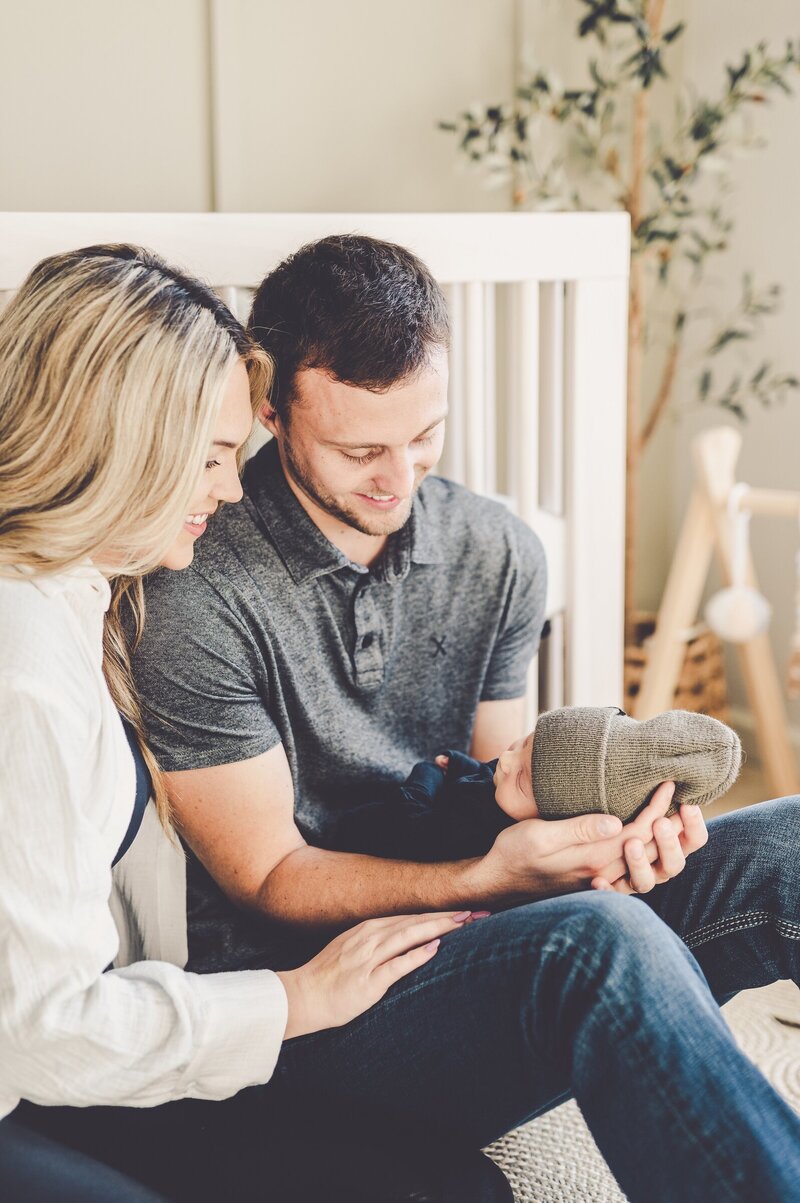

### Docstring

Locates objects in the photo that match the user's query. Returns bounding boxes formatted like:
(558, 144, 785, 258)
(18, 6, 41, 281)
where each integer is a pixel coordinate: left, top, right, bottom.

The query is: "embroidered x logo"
(431, 635, 447, 659)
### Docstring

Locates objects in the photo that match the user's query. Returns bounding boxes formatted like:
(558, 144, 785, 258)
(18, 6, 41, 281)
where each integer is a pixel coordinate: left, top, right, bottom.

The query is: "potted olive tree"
(440, 0, 799, 657)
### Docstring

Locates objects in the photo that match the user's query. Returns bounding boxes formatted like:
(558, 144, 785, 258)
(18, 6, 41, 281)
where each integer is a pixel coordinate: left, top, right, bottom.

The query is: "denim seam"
(684, 910, 800, 951)
(548, 934, 744, 1203)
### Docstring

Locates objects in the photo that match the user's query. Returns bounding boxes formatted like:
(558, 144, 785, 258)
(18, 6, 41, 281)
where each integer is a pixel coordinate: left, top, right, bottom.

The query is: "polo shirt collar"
(408, 493, 442, 566)
(245, 441, 352, 585)
(245, 439, 443, 585)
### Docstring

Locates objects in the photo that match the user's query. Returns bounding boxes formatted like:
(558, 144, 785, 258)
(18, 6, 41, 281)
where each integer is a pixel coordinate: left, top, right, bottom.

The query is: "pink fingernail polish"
(470, 910, 492, 919)
(452, 911, 471, 922)
(425, 938, 441, 952)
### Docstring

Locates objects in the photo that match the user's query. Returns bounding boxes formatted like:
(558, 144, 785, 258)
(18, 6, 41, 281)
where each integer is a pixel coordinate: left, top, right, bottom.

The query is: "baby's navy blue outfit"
(330, 751, 515, 862)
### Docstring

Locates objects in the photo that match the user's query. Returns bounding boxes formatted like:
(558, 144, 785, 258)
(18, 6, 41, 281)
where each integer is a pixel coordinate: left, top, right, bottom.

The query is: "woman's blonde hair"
(0, 244, 272, 827)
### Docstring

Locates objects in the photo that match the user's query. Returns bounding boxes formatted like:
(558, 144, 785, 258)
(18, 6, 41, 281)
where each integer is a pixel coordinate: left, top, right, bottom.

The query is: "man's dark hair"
(248, 234, 450, 418)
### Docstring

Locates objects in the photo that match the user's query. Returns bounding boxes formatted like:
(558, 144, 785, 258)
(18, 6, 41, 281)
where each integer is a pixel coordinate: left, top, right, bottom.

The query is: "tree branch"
(640, 329, 681, 451)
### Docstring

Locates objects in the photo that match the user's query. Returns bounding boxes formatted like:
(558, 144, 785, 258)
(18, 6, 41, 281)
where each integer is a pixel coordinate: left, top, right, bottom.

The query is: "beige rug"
(485, 980, 800, 1203)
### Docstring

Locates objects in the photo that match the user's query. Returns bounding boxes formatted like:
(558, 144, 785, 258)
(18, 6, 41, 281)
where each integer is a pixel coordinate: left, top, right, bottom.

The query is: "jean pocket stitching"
(684, 909, 800, 949)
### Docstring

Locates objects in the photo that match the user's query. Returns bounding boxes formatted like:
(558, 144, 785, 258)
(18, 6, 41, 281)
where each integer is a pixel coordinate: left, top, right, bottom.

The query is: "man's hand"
(470, 781, 708, 906)
(590, 787, 709, 895)
(471, 806, 629, 905)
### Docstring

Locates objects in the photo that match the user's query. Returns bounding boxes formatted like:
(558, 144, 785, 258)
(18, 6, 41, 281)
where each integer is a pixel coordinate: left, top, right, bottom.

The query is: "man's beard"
(281, 430, 416, 537)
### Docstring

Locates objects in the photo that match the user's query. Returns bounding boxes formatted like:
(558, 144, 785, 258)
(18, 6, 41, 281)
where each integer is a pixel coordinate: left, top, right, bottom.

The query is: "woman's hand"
(276, 911, 472, 1039)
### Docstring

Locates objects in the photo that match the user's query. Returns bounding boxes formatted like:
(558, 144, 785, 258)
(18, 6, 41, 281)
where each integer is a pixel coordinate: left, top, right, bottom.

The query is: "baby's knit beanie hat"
(531, 706, 742, 823)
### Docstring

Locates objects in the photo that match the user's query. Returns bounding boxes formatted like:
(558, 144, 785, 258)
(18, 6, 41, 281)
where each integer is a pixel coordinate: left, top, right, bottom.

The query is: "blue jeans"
(0, 1117, 169, 1202)
(12, 1087, 511, 1202)
(274, 797, 800, 1202)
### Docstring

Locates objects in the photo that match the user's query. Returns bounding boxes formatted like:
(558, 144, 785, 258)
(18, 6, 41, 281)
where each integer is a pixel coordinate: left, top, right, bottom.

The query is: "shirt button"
(361, 633, 374, 649)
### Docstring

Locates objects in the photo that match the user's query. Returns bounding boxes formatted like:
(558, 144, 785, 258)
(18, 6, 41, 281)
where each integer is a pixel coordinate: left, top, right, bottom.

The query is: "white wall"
(0, 0, 212, 210)
(211, 0, 515, 211)
(0, 0, 515, 213)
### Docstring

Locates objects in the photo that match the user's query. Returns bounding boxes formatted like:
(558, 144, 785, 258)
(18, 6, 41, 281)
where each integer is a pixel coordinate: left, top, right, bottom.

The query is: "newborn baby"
(329, 706, 742, 863)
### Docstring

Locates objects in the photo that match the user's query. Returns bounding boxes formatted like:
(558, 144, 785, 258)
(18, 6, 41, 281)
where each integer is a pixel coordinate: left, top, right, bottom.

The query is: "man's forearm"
(256, 845, 491, 925)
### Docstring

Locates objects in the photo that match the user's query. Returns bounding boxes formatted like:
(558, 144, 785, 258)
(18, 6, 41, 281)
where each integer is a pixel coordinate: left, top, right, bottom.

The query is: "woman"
(0, 245, 509, 1202)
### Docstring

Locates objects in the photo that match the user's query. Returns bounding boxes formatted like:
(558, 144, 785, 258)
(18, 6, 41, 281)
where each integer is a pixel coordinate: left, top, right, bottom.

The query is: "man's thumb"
(578, 813, 621, 842)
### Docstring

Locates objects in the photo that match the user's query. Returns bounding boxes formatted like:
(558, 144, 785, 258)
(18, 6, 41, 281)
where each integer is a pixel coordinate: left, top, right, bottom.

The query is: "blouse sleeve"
(0, 673, 288, 1110)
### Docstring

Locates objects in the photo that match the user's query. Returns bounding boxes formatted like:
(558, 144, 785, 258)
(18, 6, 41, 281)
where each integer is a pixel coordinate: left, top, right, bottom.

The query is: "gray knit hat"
(531, 706, 742, 823)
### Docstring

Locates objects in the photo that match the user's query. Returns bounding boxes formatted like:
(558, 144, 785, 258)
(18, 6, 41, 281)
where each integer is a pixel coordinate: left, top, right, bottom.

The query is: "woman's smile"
(183, 512, 210, 536)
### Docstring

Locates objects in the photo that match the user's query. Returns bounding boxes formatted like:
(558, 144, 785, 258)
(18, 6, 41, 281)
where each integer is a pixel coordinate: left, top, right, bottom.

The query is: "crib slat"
(508, 282, 539, 528)
(214, 285, 241, 319)
(442, 283, 466, 484)
(563, 277, 628, 705)
(482, 283, 497, 496)
(545, 612, 566, 711)
(538, 282, 565, 516)
(524, 651, 540, 731)
(464, 282, 486, 494)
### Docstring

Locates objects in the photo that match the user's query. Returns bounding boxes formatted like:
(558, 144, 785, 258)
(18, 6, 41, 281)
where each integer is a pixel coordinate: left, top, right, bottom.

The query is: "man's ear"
(259, 404, 281, 438)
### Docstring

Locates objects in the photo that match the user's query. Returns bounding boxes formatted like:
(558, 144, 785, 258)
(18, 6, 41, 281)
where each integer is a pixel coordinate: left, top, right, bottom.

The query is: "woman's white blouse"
(0, 566, 288, 1120)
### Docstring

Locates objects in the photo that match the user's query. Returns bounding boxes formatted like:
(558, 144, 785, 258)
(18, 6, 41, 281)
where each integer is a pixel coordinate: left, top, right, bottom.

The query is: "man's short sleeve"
(480, 519, 547, 702)
(131, 567, 279, 772)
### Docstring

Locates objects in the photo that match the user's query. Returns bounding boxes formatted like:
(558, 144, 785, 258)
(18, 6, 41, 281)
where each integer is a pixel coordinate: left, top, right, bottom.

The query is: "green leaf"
(711, 328, 750, 353)
(645, 228, 679, 243)
(727, 55, 750, 91)
(699, 368, 712, 399)
(589, 60, 607, 88)
(663, 22, 685, 44)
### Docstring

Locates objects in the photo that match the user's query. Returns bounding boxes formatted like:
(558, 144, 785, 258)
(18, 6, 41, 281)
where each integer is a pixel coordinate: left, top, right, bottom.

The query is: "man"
(133, 235, 800, 1202)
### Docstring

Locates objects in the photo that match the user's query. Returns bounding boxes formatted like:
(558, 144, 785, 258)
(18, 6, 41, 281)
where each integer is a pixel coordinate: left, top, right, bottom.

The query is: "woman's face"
(159, 360, 254, 571)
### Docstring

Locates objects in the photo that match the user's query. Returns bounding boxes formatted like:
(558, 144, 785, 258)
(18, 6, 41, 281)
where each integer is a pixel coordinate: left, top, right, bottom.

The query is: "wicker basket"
(623, 611, 729, 722)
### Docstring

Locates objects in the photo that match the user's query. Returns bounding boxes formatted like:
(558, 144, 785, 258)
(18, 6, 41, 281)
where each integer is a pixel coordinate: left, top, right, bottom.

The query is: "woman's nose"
(214, 463, 244, 504)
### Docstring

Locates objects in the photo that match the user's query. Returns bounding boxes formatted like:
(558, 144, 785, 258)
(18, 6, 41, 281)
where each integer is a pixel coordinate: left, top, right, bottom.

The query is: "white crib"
(0, 210, 630, 715)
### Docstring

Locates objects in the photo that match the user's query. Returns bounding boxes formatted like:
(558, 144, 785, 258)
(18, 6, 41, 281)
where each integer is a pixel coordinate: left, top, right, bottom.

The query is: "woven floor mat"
(484, 980, 800, 1203)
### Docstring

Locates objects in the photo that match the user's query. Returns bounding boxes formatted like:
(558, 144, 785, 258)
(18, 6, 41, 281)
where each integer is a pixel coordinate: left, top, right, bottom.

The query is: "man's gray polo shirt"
(133, 438, 546, 970)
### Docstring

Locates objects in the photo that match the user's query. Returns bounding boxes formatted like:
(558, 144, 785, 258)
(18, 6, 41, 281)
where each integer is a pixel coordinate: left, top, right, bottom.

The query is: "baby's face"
(493, 730, 538, 820)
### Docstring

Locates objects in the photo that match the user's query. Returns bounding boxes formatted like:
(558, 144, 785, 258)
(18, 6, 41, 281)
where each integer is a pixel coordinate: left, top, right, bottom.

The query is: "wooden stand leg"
(735, 633, 800, 795)
(637, 425, 800, 796)
(693, 430, 800, 796)
(633, 489, 715, 719)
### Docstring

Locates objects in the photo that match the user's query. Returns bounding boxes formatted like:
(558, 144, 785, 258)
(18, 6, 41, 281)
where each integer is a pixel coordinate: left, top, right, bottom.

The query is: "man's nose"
(373, 450, 416, 498)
